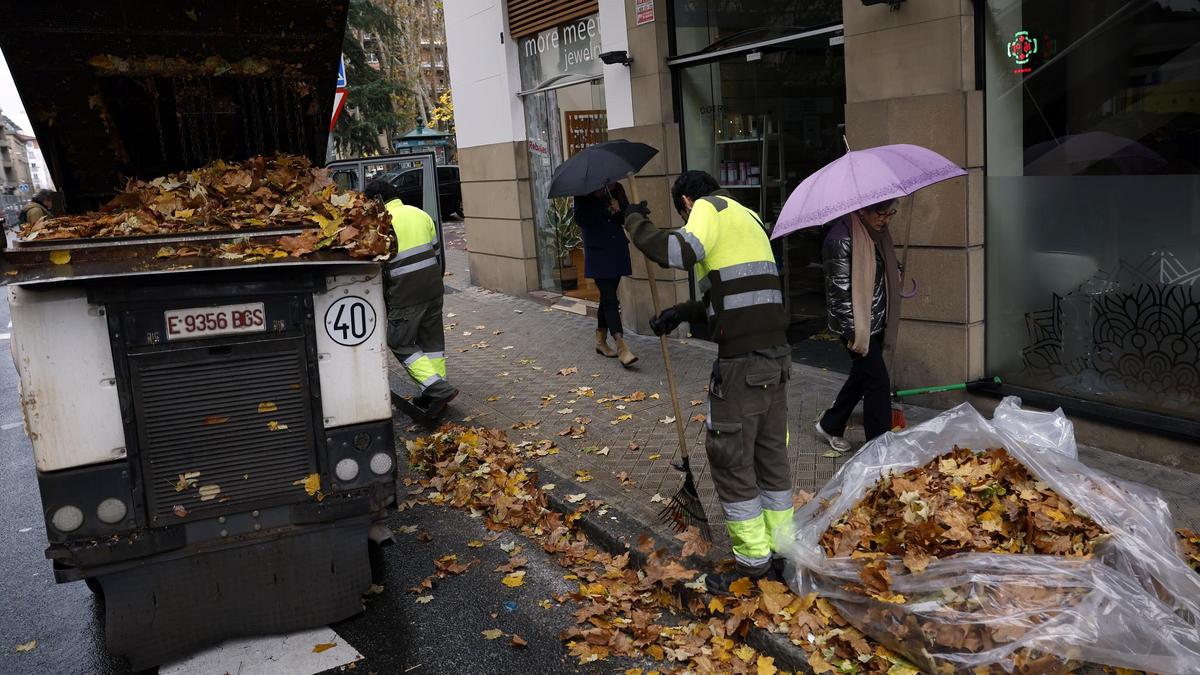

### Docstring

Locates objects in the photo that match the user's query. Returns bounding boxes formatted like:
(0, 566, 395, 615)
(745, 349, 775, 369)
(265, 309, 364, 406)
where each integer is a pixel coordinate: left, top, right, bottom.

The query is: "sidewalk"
(391, 242, 1200, 556)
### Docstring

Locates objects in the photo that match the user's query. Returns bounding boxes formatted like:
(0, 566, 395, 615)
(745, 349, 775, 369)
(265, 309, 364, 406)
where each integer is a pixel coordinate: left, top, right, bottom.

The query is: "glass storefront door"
(983, 0, 1200, 424)
(675, 31, 846, 365)
(522, 80, 608, 297)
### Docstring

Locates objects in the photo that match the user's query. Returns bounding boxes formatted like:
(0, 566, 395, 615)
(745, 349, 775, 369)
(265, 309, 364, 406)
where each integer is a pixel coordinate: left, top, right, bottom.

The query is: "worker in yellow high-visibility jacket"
(366, 179, 458, 416)
(623, 170, 792, 595)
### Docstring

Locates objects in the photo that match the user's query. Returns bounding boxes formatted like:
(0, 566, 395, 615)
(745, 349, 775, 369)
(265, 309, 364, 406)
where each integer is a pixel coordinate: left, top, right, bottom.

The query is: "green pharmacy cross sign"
(1007, 30, 1038, 73)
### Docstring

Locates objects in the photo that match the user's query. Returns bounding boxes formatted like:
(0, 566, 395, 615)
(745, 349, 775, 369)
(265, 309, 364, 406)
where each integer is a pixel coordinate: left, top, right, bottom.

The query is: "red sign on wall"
(635, 0, 654, 25)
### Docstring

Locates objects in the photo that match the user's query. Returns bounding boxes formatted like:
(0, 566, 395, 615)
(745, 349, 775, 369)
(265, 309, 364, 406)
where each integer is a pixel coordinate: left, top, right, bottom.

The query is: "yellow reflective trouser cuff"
(723, 499, 772, 569)
(428, 351, 447, 378)
(762, 507, 795, 553)
(403, 352, 442, 392)
(761, 489, 794, 553)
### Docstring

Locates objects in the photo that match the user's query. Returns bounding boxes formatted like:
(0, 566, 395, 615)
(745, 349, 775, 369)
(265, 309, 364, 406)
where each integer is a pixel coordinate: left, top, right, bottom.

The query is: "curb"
(536, 466, 812, 674)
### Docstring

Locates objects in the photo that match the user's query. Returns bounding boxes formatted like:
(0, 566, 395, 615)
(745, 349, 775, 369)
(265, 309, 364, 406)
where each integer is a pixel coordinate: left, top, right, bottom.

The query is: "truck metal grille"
(130, 339, 317, 523)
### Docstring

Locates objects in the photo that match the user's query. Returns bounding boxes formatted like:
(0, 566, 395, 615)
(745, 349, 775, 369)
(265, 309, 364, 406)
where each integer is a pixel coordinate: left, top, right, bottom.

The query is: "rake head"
(658, 457, 713, 542)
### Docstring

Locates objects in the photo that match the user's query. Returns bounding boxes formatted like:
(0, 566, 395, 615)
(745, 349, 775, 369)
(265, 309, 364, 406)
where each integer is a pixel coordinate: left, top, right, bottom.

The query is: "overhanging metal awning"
(516, 72, 604, 97)
(666, 23, 844, 68)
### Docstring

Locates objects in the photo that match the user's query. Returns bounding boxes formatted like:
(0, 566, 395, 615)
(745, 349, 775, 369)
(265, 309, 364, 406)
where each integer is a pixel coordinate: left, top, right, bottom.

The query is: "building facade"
(25, 139, 53, 191)
(444, 0, 1200, 454)
(1, 113, 34, 195)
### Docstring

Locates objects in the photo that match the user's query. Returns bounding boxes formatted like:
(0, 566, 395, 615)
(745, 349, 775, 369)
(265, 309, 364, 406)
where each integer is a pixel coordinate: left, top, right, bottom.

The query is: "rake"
(626, 173, 713, 543)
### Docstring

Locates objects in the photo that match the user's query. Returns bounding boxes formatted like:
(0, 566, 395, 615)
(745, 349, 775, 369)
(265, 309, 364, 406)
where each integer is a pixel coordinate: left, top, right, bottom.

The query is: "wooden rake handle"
(626, 173, 691, 463)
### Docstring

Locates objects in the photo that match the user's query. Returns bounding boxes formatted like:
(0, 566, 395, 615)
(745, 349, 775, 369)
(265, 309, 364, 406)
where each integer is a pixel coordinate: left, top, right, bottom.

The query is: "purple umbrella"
(771, 144, 966, 239)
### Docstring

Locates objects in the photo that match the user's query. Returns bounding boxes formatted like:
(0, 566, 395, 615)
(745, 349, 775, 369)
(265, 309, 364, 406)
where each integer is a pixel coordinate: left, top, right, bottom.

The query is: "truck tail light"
(52, 505, 85, 533)
(96, 498, 128, 525)
(369, 452, 394, 476)
(335, 458, 360, 482)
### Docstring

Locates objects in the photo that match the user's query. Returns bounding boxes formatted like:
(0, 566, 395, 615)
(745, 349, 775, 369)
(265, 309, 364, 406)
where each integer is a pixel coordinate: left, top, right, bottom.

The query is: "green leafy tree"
(334, 0, 411, 156)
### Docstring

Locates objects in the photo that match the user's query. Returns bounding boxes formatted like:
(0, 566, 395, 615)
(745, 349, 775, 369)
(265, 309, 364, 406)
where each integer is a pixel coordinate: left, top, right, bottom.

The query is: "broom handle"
(627, 174, 690, 463)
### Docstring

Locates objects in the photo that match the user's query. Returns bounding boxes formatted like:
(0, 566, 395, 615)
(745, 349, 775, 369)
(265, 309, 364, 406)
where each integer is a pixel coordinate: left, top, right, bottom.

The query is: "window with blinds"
(507, 0, 599, 39)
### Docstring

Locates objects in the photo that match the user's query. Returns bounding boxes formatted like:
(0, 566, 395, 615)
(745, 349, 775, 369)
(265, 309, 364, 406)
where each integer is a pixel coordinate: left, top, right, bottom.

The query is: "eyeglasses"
(872, 209, 898, 218)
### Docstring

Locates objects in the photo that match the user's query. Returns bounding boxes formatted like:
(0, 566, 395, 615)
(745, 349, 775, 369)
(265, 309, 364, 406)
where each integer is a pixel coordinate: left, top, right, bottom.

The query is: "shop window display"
(983, 0, 1200, 423)
(517, 13, 608, 300)
(675, 31, 846, 362)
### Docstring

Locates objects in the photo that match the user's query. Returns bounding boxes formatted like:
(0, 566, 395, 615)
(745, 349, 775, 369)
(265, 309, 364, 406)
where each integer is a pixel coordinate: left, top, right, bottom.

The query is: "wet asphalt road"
(0, 293, 129, 675)
(0, 289, 649, 674)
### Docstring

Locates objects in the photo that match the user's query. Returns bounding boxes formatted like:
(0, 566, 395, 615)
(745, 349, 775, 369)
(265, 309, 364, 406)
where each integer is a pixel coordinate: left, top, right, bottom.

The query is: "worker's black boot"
(423, 382, 460, 418)
(705, 563, 770, 597)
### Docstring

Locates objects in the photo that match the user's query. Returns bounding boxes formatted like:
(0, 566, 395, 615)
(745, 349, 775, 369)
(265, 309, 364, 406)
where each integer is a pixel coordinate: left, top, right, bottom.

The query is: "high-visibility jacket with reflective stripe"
(625, 191, 786, 357)
(383, 199, 442, 308)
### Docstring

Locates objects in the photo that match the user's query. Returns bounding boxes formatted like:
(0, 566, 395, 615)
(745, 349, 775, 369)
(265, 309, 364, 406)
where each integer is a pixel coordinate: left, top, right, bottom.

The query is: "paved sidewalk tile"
(392, 247, 1200, 557)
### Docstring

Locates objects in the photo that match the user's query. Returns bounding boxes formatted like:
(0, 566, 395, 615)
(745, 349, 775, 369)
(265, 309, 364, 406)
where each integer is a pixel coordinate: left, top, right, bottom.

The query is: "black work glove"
(649, 306, 683, 336)
(622, 201, 650, 221)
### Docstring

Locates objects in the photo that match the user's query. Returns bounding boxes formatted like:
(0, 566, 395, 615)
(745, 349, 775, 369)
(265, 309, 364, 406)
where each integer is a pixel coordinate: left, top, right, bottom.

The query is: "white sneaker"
(814, 420, 852, 453)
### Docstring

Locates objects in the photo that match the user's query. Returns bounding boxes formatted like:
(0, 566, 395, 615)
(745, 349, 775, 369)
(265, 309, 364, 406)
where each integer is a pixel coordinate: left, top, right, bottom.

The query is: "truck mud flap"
(98, 521, 371, 670)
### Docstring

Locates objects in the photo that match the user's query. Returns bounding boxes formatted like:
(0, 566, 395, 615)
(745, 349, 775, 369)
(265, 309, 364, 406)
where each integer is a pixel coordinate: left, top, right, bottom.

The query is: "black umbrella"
(547, 140, 659, 198)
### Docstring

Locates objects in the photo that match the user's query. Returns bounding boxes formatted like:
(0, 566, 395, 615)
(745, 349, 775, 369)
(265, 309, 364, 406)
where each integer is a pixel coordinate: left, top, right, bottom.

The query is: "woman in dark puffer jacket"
(814, 199, 901, 451)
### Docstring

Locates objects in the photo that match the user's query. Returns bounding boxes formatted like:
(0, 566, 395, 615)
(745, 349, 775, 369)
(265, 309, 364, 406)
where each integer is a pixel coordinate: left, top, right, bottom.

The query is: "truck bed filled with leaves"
(783, 398, 1200, 674)
(5, 155, 394, 284)
(20, 154, 391, 257)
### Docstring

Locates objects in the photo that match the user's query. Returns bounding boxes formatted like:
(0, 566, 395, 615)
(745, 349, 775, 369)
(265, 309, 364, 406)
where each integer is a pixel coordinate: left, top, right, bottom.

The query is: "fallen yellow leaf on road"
(648, 453, 662, 460)
(501, 571, 526, 587)
(468, 540, 484, 548)
(557, 367, 578, 376)
(565, 493, 587, 503)
(729, 576, 753, 597)
(204, 415, 230, 425)
(733, 645, 756, 661)
(198, 484, 221, 502)
(757, 654, 778, 675)
(14, 640, 37, 653)
(482, 629, 504, 640)
(415, 595, 434, 604)
(312, 642, 337, 654)
(258, 401, 278, 413)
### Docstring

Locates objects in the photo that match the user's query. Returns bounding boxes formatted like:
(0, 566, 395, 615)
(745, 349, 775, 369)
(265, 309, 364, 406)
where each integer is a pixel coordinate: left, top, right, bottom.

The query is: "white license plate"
(165, 303, 266, 341)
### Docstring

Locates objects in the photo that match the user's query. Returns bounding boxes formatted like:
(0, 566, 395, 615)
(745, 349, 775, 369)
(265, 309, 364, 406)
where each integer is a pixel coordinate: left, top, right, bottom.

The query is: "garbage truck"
(0, 1, 437, 667)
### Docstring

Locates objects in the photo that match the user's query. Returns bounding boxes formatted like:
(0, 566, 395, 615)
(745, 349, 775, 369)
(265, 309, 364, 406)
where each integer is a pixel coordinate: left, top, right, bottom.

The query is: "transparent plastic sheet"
(780, 397, 1200, 673)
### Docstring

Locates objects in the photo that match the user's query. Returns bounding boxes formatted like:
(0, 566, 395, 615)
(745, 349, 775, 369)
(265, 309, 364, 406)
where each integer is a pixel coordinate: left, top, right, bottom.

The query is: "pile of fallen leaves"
(816, 447, 1200, 673)
(823, 446, 1107, 587)
(404, 425, 925, 675)
(1181, 529, 1200, 573)
(19, 154, 393, 260)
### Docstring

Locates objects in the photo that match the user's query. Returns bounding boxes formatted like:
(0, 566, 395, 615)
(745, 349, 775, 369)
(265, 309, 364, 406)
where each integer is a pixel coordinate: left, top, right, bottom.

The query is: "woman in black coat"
(574, 182, 637, 367)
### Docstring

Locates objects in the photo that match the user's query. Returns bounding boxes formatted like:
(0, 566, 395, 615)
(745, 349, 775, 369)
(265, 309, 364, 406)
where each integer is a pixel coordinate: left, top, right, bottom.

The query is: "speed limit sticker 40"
(324, 296, 377, 346)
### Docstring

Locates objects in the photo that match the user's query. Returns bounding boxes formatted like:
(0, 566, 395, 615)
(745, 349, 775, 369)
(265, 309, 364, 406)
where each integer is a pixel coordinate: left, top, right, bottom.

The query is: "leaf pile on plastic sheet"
(822, 446, 1107, 593)
(19, 155, 393, 260)
(1181, 529, 1200, 573)
(783, 398, 1200, 675)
